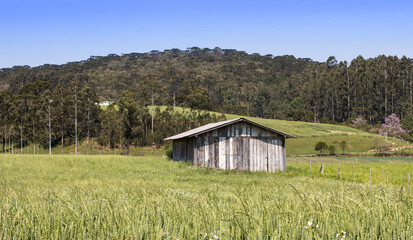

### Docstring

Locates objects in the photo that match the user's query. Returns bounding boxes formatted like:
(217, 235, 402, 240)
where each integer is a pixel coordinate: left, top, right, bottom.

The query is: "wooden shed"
(164, 118, 294, 172)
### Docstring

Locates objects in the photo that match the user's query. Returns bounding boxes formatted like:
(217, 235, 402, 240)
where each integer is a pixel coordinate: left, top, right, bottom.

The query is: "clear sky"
(1, 0, 412, 68)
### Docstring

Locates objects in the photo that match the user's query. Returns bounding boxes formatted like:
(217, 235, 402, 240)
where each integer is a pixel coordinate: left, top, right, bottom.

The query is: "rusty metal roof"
(163, 118, 294, 140)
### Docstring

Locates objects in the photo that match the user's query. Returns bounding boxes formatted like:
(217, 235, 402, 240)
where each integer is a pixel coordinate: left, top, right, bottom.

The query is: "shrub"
(328, 145, 336, 155)
(339, 141, 347, 154)
(315, 141, 328, 155)
(166, 146, 173, 159)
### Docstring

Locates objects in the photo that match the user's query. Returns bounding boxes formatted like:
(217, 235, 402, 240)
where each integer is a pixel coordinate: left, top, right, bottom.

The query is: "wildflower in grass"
(304, 219, 319, 230)
(304, 219, 313, 229)
(336, 230, 346, 239)
(202, 232, 219, 239)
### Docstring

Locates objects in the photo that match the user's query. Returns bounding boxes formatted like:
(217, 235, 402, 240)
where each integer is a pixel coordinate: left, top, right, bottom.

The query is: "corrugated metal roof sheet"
(164, 118, 294, 140)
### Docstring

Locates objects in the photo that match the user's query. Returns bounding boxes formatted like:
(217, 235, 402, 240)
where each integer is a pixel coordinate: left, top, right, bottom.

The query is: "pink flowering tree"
(351, 115, 367, 129)
(379, 113, 408, 138)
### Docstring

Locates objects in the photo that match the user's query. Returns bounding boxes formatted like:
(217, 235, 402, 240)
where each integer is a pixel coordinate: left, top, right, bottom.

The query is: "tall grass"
(0, 155, 412, 239)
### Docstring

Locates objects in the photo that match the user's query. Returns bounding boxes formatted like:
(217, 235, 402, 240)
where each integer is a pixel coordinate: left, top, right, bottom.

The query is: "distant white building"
(99, 101, 113, 106)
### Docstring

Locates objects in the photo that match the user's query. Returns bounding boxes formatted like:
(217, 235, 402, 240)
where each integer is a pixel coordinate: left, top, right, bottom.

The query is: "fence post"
(386, 171, 389, 185)
(353, 164, 355, 181)
(369, 169, 371, 184)
(408, 173, 411, 187)
(309, 159, 312, 171)
(338, 163, 341, 179)
(322, 160, 324, 174)
(296, 159, 299, 168)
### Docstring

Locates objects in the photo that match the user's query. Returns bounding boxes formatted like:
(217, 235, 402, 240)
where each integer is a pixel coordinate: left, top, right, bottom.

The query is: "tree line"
(0, 80, 225, 154)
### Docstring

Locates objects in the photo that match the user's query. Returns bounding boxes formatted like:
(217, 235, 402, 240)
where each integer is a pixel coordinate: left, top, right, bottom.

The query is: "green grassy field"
(285, 135, 403, 156)
(158, 106, 374, 137)
(287, 156, 413, 185)
(1, 154, 412, 239)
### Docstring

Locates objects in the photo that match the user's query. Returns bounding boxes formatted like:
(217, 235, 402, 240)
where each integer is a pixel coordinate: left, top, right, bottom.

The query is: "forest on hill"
(0, 47, 413, 153)
(1, 47, 412, 125)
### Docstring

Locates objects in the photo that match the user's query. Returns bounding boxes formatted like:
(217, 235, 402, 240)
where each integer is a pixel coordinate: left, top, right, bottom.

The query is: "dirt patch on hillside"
(328, 130, 356, 135)
(390, 145, 413, 151)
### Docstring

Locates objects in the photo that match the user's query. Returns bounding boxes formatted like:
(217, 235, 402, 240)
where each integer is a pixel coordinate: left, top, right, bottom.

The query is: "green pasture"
(1, 154, 412, 239)
(287, 156, 413, 186)
(156, 106, 411, 155)
(286, 135, 395, 155)
(156, 106, 375, 137)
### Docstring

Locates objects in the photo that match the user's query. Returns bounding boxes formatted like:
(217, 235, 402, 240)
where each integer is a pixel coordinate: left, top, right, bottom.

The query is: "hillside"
(158, 106, 409, 155)
(1, 48, 413, 125)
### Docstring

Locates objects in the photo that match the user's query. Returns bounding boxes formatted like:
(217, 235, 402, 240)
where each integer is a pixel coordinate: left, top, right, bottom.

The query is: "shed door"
(249, 137, 269, 172)
(266, 138, 282, 172)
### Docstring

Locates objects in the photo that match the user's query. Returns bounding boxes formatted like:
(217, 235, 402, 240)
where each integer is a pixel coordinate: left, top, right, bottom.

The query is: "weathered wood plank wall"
(172, 122, 287, 172)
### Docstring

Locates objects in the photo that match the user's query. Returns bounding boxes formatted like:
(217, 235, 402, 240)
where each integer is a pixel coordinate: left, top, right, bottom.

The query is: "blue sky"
(1, 0, 412, 68)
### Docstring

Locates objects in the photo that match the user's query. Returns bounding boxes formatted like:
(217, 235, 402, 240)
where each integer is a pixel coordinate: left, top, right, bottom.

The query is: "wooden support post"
(296, 159, 298, 168)
(369, 169, 371, 184)
(386, 171, 389, 185)
(321, 160, 324, 174)
(408, 173, 411, 187)
(338, 163, 341, 179)
(309, 159, 311, 171)
(353, 164, 355, 181)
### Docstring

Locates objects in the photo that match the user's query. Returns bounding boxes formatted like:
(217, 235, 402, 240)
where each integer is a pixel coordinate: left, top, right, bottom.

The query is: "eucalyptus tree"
(52, 84, 71, 154)
(0, 91, 13, 153)
(79, 86, 101, 155)
(118, 90, 148, 152)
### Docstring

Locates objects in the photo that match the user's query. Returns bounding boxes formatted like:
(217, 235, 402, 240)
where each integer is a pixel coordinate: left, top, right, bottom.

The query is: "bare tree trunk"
(3, 124, 6, 153)
(384, 70, 388, 116)
(385, 86, 387, 116)
(20, 119, 23, 154)
(409, 68, 413, 113)
(173, 93, 176, 111)
(87, 96, 90, 155)
(314, 106, 317, 123)
(151, 90, 154, 134)
(48, 104, 52, 155)
(126, 138, 130, 154)
(74, 85, 78, 155)
(61, 131, 64, 154)
(347, 67, 350, 119)
(8, 129, 11, 154)
(33, 120, 35, 154)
